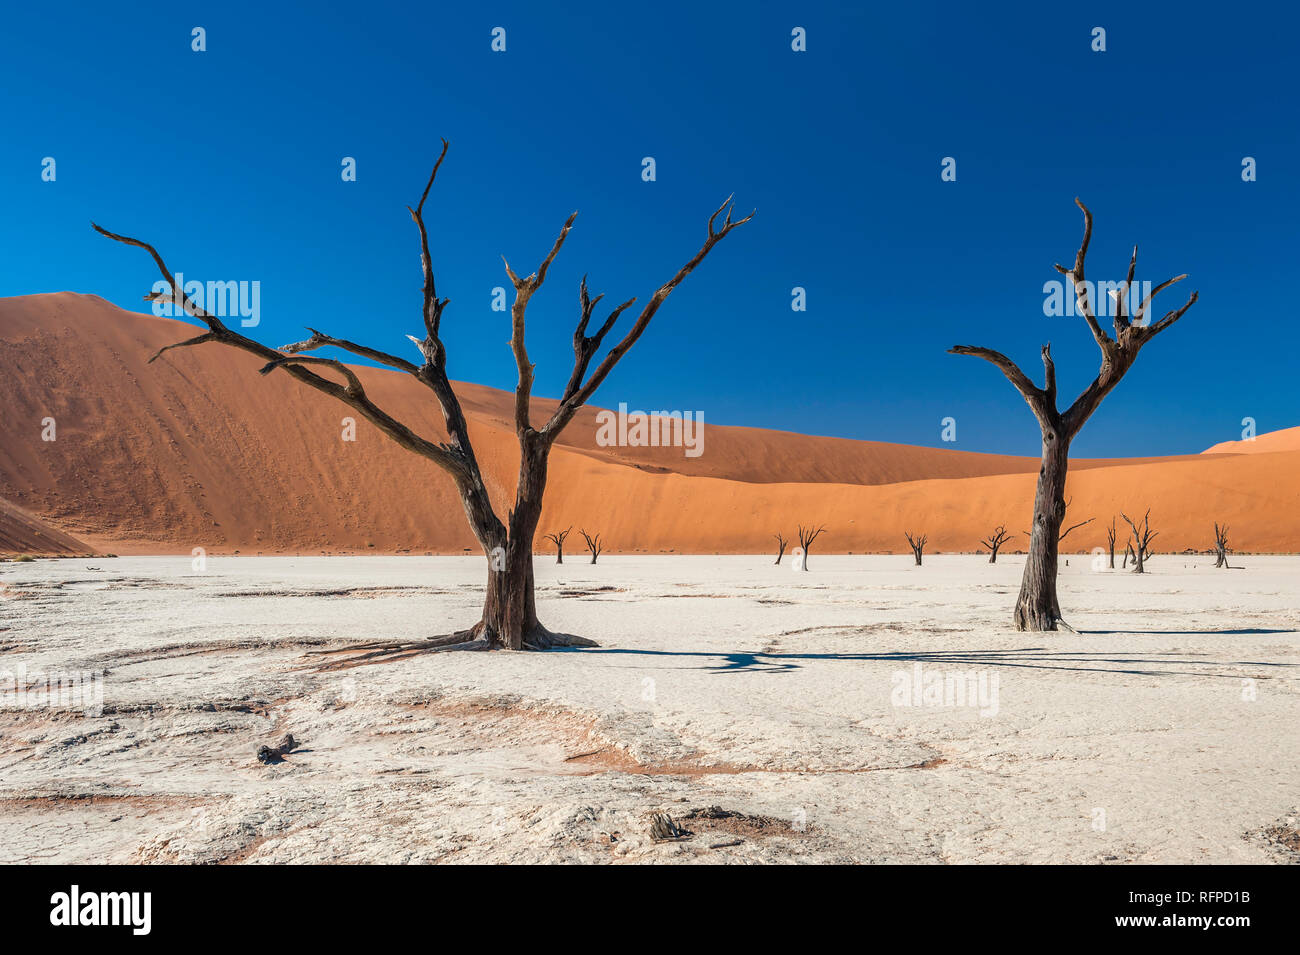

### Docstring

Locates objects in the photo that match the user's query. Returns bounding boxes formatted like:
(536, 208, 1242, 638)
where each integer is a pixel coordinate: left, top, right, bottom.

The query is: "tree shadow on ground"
(575, 643, 1298, 678)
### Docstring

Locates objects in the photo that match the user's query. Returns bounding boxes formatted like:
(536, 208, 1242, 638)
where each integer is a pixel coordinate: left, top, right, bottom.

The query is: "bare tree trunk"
(905, 532, 927, 566)
(1131, 543, 1146, 573)
(1014, 432, 1068, 631)
(1213, 522, 1229, 569)
(1106, 518, 1117, 569)
(774, 533, 787, 565)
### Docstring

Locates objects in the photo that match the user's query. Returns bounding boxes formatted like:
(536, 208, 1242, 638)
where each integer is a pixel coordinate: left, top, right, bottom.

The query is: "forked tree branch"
(947, 345, 1055, 426)
(503, 212, 578, 435)
(539, 196, 754, 442)
(1052, 198, 1113, 357)
(954, 199, 1198, 443)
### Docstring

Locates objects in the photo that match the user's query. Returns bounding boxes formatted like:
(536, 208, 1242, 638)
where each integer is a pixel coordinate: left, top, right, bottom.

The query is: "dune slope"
(2, 293, 1296, 554)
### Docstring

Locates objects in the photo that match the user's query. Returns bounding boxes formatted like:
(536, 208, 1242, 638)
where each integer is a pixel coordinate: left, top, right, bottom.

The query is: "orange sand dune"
(1203, 426, 1300, 455)
(0, 496, 95, 556)
(2, 292, 1297, 555)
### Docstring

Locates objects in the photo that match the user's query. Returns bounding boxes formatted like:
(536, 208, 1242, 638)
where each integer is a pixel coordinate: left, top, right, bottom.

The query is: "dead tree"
(982, 525, 1011, 564)
(94, 142, 750, 651)
(1121, 509, 1158, 574)
(543, 526, 572, 564)
(796, 524, 825, 570)
(905, 532, 927, 566)
(580, 529, 603, 565)
(1213, 522, 1231, 569)
(1105, 518, 1117, 569)
(773, 533, 788, 565)
(950, 199, 1197, 630)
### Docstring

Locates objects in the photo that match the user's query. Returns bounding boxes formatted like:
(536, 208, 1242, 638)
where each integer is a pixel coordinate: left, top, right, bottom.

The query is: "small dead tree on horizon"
(905, 532, 927, 566)
(950, 199, 1197, 630)
(1105, 517, 1117, 569)
(982, 525, 1012, 563)
(773, 533, 788, 565)
(1213, 522, 1232, 569)
(796, 524, 825, 571)
(1121, 509, 1158, 574)
(543, 527, 572, 564)
(93, 140, 751, 651)
(580, 529, 603, 565)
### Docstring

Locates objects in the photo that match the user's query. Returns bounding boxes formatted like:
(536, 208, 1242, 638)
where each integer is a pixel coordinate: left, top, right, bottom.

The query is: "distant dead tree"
(1105, 517, 1117, 569)
(543, 526, 572, 564)
(982, 525, 1012, 564)
(94, 141, 751, 651)
(773, 533, 788, 565)
(1121, 510, 1158, 574)
(905, 532, 927, 566)
(796, 524, 825, 570)
(580, 529, 603, 565)
(1213, 522, 1232, 569)
(950, 199, 1197, 630)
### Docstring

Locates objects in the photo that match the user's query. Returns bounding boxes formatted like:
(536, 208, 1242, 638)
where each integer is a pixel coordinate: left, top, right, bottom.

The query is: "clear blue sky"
(3, 1, 1295, 457)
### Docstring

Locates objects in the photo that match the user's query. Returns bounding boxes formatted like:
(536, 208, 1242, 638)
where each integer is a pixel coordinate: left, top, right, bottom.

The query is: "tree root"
(521, 627, 599, 651)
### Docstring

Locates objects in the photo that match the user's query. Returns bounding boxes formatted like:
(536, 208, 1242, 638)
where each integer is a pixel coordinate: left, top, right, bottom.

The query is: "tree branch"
(281, 327, 420, 374)
(1052, 197, 1113, 356)
(1112, 244, 1138, 335)
(504, 212, 578, 435)
(540, 197, 754, 441)
(1132, 273, 1187, 327)
(948, 345, 1055, 424)
(92, 222, 468, 480)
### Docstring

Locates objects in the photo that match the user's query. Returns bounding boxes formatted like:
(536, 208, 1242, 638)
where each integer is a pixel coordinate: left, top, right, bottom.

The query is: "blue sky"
(3, 1, 1296, 457)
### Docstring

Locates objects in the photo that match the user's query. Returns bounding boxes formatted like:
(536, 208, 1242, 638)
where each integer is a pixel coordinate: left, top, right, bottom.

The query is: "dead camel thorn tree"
(950, 198, 1197, 630)
(94, 139, 752, 652)
(905, 532, 927, 566)
(543, 526, 572, 564)
(773, 532, 788, 565)
(1121, 509, 1158, 574)
(580, 529, 603, 565)
(796, 524, 825, 570)
(1213, 522, 1232, 569)
(1105, 517, 1118, 569)
(982, 525, 1011, 563)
